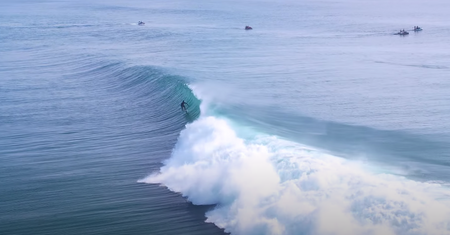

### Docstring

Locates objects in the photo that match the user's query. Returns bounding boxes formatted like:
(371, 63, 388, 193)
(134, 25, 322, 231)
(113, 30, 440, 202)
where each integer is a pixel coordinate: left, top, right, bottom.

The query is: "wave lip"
(140, 109, 450, 235)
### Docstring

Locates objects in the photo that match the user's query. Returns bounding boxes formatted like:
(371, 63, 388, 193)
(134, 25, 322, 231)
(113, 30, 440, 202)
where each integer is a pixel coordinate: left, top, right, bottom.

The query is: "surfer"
(181, 100, 189, 112)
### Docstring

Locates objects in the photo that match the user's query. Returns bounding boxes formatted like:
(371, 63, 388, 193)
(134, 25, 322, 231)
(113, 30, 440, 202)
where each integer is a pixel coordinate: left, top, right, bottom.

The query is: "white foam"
(139, 112, 450, 235)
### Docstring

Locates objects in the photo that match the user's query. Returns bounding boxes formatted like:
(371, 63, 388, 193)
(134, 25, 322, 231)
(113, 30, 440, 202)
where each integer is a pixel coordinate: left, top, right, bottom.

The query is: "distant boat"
(413, 26, 422, 32)
(138, 21, 145, 26)
(395, 30, 409, 35)
(245, 26, 252, 30)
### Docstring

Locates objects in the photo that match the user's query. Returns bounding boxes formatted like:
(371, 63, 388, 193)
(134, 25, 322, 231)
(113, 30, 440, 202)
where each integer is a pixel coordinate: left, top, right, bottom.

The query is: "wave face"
(140, 90, 450, 235)
(0, 54, 212, 235)
(82, 62, 203, 124)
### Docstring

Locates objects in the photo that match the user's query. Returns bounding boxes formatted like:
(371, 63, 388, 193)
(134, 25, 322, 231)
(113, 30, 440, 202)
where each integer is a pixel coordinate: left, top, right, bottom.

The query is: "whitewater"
(140, 87, 450, 235)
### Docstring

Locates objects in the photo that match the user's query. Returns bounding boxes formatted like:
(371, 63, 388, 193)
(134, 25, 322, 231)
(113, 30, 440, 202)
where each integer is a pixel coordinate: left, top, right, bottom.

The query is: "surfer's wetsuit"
(181, 101, 188, 111)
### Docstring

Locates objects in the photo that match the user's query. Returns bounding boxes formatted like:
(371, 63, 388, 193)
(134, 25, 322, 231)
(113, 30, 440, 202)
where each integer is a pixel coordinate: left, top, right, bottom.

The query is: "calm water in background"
(1, 0, 450, 234)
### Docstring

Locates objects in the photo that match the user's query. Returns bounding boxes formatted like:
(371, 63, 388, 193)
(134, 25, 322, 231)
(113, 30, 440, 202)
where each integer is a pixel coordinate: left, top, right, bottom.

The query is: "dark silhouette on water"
(181, 100, 189, 112)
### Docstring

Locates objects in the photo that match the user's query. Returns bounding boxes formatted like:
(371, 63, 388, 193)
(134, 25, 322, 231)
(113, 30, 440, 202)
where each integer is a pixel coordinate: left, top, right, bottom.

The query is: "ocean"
(1, 0, 450, 234)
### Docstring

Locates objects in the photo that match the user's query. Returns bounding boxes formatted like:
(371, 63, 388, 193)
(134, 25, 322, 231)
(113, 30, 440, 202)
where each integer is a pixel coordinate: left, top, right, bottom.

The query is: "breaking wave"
(139, 87, 450, 235)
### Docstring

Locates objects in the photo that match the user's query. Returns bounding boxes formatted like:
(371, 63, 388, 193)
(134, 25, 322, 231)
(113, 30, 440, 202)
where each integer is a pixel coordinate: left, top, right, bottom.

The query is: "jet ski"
(413, 26, 422, 31)
(138, 21, 145, 26)
(245, 26, 252, 30)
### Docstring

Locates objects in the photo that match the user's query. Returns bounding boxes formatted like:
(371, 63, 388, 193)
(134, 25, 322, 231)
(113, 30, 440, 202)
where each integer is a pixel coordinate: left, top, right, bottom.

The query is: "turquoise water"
(1, 0, 450, 234)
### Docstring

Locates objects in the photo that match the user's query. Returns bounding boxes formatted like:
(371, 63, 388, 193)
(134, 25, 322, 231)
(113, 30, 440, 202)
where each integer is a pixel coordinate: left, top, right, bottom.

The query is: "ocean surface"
(1, 0, 450, 234)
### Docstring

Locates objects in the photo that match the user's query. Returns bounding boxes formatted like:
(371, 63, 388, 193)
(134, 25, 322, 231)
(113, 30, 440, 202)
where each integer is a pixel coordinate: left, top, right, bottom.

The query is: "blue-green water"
(1, 0, 450, 234)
